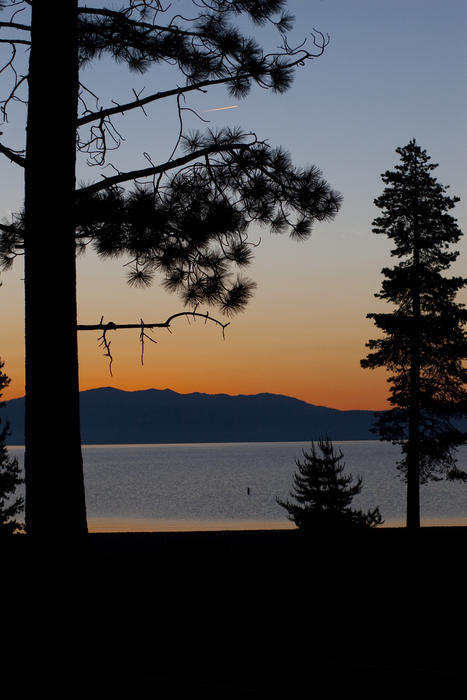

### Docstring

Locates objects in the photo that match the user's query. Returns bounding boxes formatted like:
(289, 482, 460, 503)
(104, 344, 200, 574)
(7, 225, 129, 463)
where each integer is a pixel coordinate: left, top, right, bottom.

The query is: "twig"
(78, 310, 229, 374)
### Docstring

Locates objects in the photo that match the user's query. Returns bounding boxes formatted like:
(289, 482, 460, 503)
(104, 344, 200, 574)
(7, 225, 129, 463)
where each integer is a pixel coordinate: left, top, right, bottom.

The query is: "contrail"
(205, 105, 238, 112)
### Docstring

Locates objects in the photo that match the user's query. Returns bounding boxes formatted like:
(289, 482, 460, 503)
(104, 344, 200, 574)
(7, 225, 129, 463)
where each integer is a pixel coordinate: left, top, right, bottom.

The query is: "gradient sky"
(0, 0, 466, 409)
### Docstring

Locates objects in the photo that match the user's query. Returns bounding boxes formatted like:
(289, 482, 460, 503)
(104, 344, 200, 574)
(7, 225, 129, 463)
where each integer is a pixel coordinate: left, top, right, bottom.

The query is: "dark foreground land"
(4, 527, 467, 695)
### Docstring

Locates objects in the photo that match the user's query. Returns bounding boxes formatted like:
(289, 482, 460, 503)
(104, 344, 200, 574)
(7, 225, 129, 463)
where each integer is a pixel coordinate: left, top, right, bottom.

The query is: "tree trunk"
(24, 2, 87, 537)
(406, 187, 421, 530)
(407, 365, 421, 529)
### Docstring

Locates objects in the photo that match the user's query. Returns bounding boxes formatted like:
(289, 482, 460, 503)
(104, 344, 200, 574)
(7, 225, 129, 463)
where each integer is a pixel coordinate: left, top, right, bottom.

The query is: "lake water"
(8, 441, 467, 531)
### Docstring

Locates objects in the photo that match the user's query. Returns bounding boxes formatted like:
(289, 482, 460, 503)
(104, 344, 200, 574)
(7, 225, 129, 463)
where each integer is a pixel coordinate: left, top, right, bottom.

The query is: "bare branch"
(78, 311, 229, 374)
(139, 318, 158, 365)
(77, 310, 229, 333)
(0, 37, 30, 45)
(96, 315, 114, 376)
(152, 90, 209, 190)
(0, 44, 28, 120)
(0, 21, 30, 31)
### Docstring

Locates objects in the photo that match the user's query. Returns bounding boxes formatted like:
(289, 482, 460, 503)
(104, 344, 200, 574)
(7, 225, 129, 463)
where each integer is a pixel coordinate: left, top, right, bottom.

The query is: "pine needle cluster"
(0, 1, 341, 316)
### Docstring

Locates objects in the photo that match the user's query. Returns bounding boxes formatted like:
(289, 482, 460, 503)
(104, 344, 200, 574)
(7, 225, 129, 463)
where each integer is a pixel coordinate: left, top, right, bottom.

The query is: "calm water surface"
(9, 441, 467, 531)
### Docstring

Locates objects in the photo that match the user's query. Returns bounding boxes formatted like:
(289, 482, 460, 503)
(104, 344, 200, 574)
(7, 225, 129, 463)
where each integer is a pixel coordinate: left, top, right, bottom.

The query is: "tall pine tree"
(361, 140, 467, 529)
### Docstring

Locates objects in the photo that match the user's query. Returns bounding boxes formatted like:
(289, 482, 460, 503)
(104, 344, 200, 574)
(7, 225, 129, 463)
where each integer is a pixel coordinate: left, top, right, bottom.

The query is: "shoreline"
(86, 515, 467, 532)
(7, 523, 467, 553)
(86, 517, 297, 533)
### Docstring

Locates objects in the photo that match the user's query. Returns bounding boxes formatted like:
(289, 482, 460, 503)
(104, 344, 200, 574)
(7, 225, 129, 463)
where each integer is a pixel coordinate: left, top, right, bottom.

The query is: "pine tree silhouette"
(361, 140, 467, 529)
(277, 437, 383, 531)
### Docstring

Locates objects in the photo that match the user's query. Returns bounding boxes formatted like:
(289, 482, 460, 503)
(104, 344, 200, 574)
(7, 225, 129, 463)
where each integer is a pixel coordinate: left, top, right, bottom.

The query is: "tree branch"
(78, 311, 230, 375)
(77, 76, 235, 127)
(0, 21, 31, 32)
(78, 6, 200, 38)
(77, 310, 229, 333)
(0, 140, 25, 166)
(0, 37, 30, 45)
(76, 141, 251, 196)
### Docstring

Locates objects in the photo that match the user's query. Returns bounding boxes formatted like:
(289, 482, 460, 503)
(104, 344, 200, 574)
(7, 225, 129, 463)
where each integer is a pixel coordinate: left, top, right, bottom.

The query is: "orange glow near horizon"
(88, 517, 296, 532)
(2, 348, 394, 410)
(1, 310, 392, 410)
(2, 223, 460, 413)
(0, 243, 395, 410)
(87, 516, 467, 531)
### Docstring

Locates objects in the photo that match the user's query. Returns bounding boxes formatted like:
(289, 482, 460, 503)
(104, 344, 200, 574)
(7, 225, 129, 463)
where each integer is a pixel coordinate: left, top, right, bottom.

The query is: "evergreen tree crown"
(361, 141, 467, 485)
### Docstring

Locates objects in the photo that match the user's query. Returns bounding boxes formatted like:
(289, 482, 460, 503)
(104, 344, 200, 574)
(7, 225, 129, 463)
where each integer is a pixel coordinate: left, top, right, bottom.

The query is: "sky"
(0, 0, 466, 409)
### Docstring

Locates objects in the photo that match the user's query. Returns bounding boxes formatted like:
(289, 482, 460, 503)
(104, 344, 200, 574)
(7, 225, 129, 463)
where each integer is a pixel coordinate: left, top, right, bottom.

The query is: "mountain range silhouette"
(3, 387, 382, 444)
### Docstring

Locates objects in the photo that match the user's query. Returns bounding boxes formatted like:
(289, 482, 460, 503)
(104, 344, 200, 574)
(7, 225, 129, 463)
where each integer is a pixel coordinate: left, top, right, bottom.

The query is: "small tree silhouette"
(277, 437, 383, 531)
(0, 360, 24, 535)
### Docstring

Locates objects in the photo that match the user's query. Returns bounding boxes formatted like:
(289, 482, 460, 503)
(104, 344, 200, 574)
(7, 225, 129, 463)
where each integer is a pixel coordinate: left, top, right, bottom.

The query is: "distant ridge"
(3, 387, 381, 444)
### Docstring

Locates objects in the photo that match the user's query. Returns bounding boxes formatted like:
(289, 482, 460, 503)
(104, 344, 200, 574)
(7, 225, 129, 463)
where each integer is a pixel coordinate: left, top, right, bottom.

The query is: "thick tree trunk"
(24, 2, 87, 537)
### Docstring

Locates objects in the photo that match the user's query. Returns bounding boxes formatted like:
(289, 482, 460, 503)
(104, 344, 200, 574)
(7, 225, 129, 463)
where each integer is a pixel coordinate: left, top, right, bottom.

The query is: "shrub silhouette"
(277, 437, 383, 531)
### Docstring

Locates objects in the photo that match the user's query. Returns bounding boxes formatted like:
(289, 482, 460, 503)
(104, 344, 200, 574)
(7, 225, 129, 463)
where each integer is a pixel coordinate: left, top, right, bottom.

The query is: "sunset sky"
(0, 0, 466, 409)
